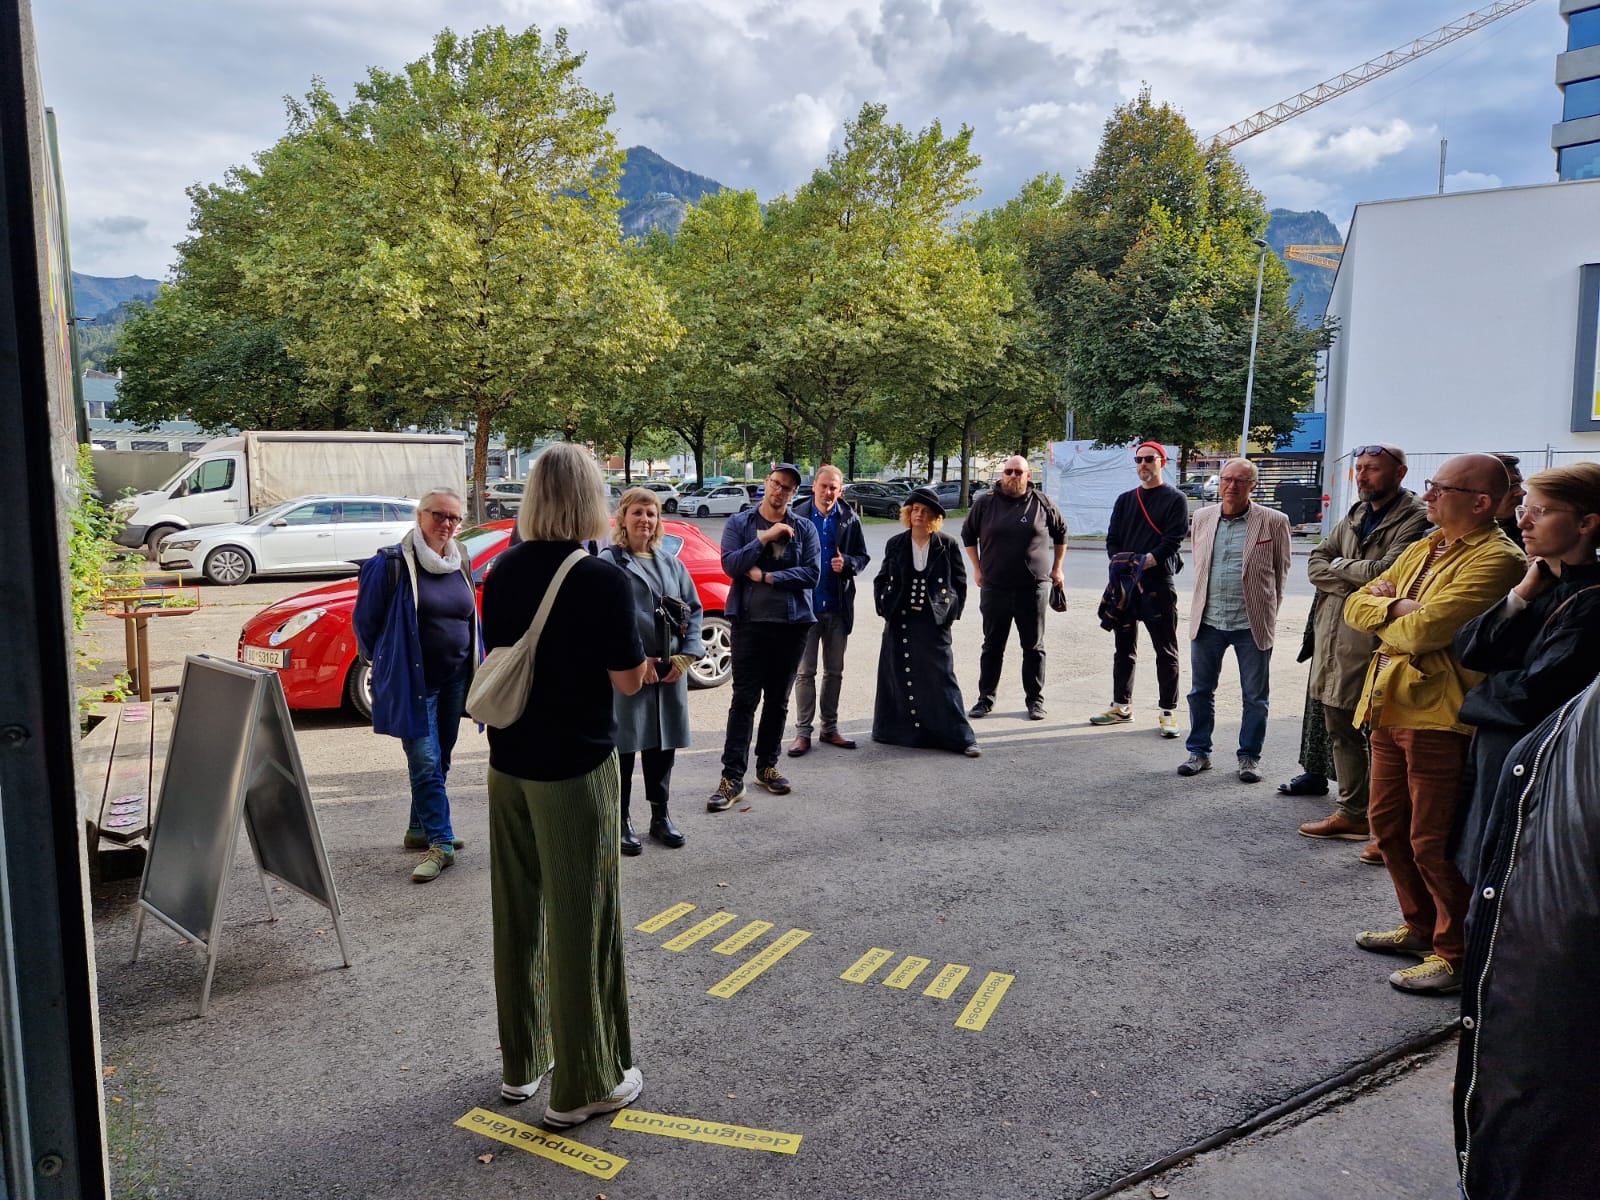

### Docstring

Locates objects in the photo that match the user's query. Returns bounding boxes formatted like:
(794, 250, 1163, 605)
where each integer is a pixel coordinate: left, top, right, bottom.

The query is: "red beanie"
(1135, 441, 1167, 465)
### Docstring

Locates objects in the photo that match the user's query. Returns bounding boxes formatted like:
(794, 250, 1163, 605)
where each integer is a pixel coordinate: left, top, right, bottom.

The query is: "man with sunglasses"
(1090, 441, 1187, 737)
(1342, 453, 1525, 995)
(1293, 444, 1429, 860)
(961, 455, 1067, 721)
(710, 464, 821, 811)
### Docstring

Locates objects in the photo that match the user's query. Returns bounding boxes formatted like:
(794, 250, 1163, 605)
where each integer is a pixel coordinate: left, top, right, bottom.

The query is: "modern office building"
(1556, 0, 1600, 179)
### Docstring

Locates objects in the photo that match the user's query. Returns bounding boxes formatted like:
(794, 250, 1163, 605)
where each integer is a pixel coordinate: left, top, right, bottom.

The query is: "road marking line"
(708, 929, 811, 998)
(612, 1109, 802, 1154)
(456, 1108, 625, 1179)
(635, 902, 695, 933)
(954, 971, 1014, 1031)
(840, 948, 894, 983)
(712, 920, 773, 955)
(923, 963, 971, 999)
(882, 956, 931, 990)
(662, 911, 738, 951)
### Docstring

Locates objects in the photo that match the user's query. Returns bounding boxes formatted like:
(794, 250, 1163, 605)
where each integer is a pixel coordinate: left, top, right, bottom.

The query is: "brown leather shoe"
(818, 730, 857, 749)
(1358, 840, 1384, 865)
(786, 735, 811, 757)
(1298, 812, 1370, 841)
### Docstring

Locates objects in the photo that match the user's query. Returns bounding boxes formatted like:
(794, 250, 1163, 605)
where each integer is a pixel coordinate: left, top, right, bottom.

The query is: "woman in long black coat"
(871, 488, 980, 757)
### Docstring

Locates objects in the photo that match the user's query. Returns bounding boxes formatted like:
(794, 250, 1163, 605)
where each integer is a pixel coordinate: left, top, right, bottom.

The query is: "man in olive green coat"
(1296, 445, 1430, 857)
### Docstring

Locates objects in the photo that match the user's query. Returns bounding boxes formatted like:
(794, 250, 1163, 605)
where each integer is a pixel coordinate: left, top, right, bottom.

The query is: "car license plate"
(242, 645, 290, 669)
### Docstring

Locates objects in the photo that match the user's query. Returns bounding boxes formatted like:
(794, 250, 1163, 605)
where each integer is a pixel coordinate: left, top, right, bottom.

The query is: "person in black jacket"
(1089, 442, 1187, 738)
(788, 465, 870, 756)
(873, 489, 979, 756)
(1451, 461, 1600, 885)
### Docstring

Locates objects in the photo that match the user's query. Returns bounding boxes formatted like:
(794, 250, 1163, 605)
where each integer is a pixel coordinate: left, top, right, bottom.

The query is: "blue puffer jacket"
(352, 534, 477, 740)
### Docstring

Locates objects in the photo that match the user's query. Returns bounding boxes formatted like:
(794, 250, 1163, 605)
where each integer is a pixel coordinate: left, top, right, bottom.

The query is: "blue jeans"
(1186, 623, 1272, 760)
(402, 667, 469, 847)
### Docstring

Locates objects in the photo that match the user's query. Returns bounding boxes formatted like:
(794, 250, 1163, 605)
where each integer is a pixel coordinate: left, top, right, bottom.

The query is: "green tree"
(1029, 90, 1328, 471)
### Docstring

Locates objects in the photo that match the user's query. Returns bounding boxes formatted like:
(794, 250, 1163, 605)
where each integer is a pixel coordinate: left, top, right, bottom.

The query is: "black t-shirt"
(961, 487, 1067, 587)
(480, 540, 646, 782)
(415, 565, 475, 688)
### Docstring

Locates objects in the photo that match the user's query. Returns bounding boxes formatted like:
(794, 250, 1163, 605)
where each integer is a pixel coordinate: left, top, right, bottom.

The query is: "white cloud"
(1443, 169, 1504, 193)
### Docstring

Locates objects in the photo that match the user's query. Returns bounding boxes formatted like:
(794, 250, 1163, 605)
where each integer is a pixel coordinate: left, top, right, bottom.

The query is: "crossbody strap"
(510, 548, 587, 659)
(1133, 487, 1163, 538)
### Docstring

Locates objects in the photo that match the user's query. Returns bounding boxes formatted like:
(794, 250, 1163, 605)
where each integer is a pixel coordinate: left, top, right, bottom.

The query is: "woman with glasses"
(353, 487, 478, 882)
(1451, 462, 1600, 884)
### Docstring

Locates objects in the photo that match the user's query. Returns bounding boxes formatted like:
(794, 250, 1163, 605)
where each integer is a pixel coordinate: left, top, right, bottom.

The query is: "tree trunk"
(623, 432, 634, 484)
(472, 410, 492, 524)
(847, 433, 858, 481)
(692, 421, 707, 487)
(960, 417, 976, 508)
(818, 414, 839, 465)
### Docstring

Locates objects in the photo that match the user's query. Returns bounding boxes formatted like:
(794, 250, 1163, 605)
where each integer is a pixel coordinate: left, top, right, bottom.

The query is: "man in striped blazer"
(1178, 458, 1293, 782)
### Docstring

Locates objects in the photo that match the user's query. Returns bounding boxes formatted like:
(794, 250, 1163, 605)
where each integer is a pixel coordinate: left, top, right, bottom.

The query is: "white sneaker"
(1157, 711, 1178, 738)
(501, 1060, 555, 1104)
(543, 1066, 643, 1129)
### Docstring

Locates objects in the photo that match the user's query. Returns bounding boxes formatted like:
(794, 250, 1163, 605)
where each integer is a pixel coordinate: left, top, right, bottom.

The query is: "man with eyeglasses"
(710, 464, 821, 811)
(961, 454, 1067, 721)
(1090, 441, 1187, 737)
(1343, 453, 1525, 995)
(1293, 444, 1429, 860)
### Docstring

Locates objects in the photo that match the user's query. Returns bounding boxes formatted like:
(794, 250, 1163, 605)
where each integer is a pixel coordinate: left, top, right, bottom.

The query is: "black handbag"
(1049, 581, 1067, 613)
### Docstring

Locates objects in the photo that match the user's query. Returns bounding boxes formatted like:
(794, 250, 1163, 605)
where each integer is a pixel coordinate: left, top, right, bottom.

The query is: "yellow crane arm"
(1284, 245, 1345, 270)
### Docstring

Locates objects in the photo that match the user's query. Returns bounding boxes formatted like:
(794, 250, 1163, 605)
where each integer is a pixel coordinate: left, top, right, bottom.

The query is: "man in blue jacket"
(710, 464, 821, 811)
(787, 464, 870, 755)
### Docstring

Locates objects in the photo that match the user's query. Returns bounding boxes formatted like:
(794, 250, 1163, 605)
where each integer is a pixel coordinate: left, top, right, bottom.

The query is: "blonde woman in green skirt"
(479, 444, 649, 1129)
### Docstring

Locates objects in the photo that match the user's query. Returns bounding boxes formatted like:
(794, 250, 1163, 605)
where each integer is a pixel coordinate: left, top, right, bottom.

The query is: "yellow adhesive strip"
(954, 971, 1015, 1031)
(612, 1109, 802, 1155)
(634, 902, 696, 934)
(923, 963, 971, 999)
(708, 928, 811, 998)
(840, 947, 894, 983)
(455, 1108, 626, 1179)
(662, 911, 739, 952)
(712, 920, 773, 955)
(882, 956, 931, 990)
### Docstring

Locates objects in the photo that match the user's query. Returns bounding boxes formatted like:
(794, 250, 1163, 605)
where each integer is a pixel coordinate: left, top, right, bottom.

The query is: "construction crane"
(1210, 0, 1539, 148)
(1284, 245, 1345, 270)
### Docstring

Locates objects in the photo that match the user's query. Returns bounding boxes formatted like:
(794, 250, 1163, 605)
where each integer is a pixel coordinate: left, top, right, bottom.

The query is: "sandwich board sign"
(132, 654, 350, 1015)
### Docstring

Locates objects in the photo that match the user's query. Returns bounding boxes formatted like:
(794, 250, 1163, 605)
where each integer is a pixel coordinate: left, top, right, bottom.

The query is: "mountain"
(72, 272, 159, 320)
(1264, 209, 1343, 326)
(618, 146, 729, 239)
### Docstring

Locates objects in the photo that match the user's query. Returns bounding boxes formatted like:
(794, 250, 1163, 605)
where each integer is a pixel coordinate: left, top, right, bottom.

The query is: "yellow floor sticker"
(635, 902, 695, 934)
(840, 947, 894, 983)
(923, 963, 971, 999)
(712, 920, 773, 955)
(882, 956, 931, 990)
(612, 1109, 802, 1155)
(708, 928, 811, 998)
(662, 911, 738, 951)
(954, 971, 1014, 1031)
(456, 1108, 626, 1179)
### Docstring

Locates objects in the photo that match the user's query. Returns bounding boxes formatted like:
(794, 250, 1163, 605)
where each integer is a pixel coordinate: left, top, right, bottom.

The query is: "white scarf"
(407, 527, 461, 575)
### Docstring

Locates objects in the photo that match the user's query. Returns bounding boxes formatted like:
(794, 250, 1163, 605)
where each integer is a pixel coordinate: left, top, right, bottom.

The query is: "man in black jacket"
(788, 465, 871, 755)
(1090, 442, 1187, 738)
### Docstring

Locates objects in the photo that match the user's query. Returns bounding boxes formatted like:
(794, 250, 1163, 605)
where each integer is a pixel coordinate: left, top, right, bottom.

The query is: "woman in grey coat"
(607, 488, 704, 853)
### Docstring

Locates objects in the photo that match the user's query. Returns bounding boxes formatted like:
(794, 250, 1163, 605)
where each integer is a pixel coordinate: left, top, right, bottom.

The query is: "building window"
(1567, 75, 1600, 121)
(1569, 6, 1600, 51)
(1558, 140, 1600, 182)
(182, 441, 208, 452)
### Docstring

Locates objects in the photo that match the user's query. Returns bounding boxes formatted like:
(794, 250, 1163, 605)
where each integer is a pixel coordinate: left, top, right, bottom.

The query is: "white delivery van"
(113, 430, 466, 554)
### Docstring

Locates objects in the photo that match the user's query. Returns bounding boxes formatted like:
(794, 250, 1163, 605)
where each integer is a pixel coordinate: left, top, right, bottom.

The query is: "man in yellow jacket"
(1342, 453, 1525, 995)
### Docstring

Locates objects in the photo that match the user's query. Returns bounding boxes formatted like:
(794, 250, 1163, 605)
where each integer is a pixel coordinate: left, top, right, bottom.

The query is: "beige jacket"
(1187, 502, 1292, 650)
(1306, 491, 1431, 711)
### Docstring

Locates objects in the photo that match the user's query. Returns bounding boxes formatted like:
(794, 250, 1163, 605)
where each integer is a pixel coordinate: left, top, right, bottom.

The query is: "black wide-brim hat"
(905, 486, 946, 517)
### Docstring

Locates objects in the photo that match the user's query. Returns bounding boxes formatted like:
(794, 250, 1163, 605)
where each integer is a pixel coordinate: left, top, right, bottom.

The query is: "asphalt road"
(87, 516, 1456, 1199)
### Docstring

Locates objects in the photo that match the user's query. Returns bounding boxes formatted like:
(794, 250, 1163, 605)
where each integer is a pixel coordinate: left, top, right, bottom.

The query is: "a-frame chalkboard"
(132, 654, 350, 1015)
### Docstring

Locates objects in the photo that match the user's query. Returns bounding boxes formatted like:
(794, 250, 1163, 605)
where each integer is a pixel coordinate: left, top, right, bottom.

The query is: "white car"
(637, 481, 681, 513)
(684, 484, 753, 517)
(481, 480, 524, 519)
(157, 495, 419, 585)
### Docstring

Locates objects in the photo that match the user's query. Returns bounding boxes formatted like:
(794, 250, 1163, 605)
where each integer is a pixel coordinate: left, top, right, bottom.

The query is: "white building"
(1321, 177, 1600, 515)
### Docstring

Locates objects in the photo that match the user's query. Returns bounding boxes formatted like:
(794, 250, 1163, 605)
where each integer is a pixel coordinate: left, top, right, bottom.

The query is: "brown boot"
(1298, 812, 1370, 841)
(787, 735, 811, 757)
(1358, 840, 1384, 865)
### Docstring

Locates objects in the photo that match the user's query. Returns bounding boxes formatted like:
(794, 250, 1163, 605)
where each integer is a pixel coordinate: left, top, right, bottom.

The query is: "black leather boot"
(649, 803, 685, 848)
(621, 804, 642, 856)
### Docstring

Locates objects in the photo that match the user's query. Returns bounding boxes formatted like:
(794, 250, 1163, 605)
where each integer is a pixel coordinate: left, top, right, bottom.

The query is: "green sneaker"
(1089, 706, 1133, 726)
(411, 845, 455, 883)
(1356, 923, 1433, 957)
(1388, 954, 1461, 994)
(404, 830, 465, 851)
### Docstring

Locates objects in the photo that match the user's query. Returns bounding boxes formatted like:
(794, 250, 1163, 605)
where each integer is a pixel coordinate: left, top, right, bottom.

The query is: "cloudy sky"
(33, 0, 1566, 280)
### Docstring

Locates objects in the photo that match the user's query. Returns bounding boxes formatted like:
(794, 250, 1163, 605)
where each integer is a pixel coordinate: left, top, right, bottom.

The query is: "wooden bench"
(78, 696, 177, 880)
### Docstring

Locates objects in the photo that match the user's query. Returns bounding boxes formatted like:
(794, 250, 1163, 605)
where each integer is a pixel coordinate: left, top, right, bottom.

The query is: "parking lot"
(84, 519, 1458, 1200)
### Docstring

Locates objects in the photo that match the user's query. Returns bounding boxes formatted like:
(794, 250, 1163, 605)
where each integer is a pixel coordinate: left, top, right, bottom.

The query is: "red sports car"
(237, 519, 733, 718)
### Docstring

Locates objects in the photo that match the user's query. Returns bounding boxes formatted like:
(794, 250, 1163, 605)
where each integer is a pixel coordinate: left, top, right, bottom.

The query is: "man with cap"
(1090, 441, 1188, 737)
(788, 464, 870, 756)
(962, 454, 1067, 721)
(709, 464, 821, 812)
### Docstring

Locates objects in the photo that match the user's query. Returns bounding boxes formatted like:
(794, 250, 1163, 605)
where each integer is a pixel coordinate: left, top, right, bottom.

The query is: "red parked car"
(237, 518, 734, 718)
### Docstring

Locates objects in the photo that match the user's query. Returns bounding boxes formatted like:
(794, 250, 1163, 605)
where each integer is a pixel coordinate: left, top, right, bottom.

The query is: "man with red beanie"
(1090, 441, 1188, 737)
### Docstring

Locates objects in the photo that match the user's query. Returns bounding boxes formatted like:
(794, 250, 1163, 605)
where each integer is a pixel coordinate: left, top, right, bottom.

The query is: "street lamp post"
(1239, 236, 1270, 459)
